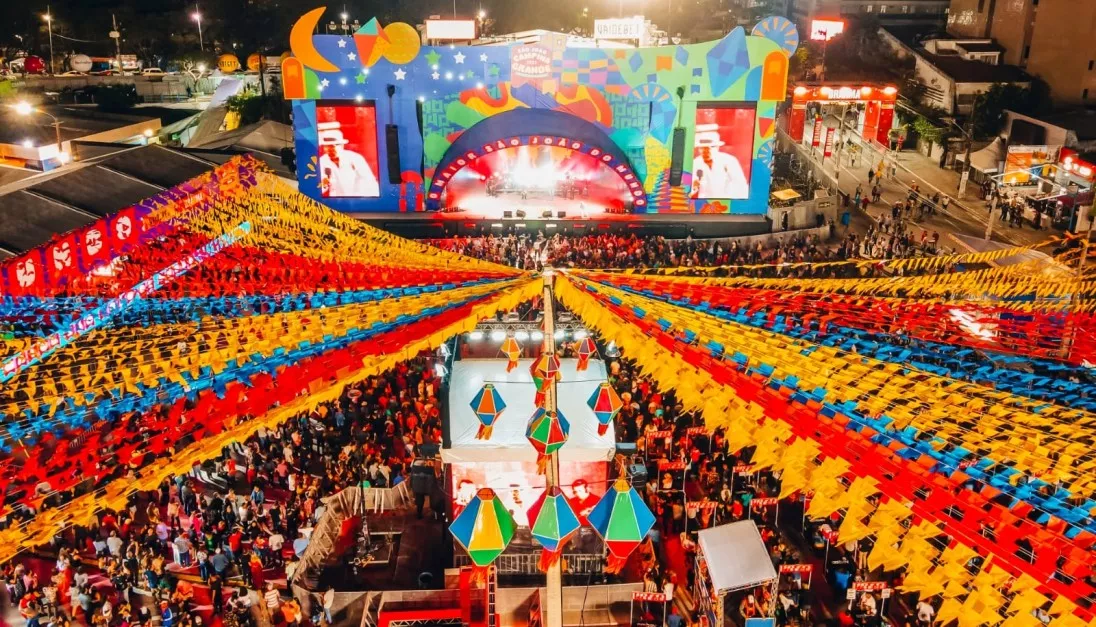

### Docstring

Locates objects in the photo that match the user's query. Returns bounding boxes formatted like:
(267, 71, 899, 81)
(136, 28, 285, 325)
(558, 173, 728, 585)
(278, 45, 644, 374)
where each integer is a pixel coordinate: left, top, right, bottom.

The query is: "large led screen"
(316, 103, 380, 198)
(690, 105, 756, 200)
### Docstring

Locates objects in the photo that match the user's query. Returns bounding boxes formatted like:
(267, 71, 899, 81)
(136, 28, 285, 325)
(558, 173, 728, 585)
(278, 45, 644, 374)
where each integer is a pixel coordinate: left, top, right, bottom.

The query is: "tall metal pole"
(112, 14, 122, 75)
(195, 4, 204, 52)
(453, 0, 458, 18)
(541, 270, 563, 627)
(959, 95, 978, 200)
(46, 7, 55, 75)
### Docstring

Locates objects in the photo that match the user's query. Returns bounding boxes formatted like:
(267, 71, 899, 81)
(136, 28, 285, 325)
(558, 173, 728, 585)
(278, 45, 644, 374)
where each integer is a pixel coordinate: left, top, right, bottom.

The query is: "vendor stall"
(694, 521, 779, 627)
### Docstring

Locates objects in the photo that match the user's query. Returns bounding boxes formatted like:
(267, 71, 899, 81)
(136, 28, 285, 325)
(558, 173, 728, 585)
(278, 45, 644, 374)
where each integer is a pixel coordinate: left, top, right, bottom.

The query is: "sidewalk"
(794, 115, 1059, 250)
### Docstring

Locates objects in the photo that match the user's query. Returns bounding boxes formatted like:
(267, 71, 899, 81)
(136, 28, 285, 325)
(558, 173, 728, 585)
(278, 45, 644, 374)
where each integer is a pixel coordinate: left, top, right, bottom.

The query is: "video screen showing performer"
(690, 105, 756, 200)
(316, 103, 381, 198)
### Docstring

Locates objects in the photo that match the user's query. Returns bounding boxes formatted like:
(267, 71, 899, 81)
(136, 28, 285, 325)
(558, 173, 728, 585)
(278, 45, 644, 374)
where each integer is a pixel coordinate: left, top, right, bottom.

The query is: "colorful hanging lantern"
(449, 488, 516, 572)
(501, 336, 522, 372)
(526, 407, 570, 474)
(575, 337, 597, 371)
(470, 383, 506, 440)
(528, 486, 582, 572)
(530, 352, 562, 408)
(587, 477, 656, 574)
(586, 382, 623, 436)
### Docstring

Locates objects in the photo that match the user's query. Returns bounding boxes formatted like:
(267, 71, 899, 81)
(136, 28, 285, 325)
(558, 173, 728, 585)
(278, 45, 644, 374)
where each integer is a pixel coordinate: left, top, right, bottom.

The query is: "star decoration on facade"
(337, 39, 347, 48)
(454, 52, 466, 64)
(432, 71, 440, 80)
(394, 68, 406, 80)
(348, 52, 356, 60)
(355, 73, 367, 84)
(320, 78, 330, 87)
(479, 53, 488, 62)
(425, 49, 442, 66)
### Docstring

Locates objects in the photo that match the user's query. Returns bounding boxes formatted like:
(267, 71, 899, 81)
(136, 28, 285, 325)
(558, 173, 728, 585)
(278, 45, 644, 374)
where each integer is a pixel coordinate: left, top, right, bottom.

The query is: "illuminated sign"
(810, 19, 845, 41)
(594, 17, 645, 40)
(793, 85, 898, 103)
(424, 19, 477, 41)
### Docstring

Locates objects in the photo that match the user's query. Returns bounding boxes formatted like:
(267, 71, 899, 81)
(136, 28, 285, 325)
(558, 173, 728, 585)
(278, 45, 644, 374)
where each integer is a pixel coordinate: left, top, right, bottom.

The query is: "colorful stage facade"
(282, 9, 799, 215)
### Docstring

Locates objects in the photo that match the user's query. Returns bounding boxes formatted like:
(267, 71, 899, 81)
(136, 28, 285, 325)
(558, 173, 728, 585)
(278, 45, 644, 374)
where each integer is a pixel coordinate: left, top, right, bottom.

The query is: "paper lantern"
(530, 352, 561, 408)
(501, 336, 522, 372)
(470, 383, 506, 440)
(586, 382, 622, 436)
(449, 488, 516, 570)
(587, 477, 656, 573)
(575, 337, 597, 371)
(528, 486, 582, 572)
(526, 407, 570, 474)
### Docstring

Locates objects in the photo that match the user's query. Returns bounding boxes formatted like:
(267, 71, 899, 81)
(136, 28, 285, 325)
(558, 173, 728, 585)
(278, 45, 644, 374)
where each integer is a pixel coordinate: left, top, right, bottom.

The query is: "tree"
(226, 90, 265, 126)
(970, 82, 1046, 139)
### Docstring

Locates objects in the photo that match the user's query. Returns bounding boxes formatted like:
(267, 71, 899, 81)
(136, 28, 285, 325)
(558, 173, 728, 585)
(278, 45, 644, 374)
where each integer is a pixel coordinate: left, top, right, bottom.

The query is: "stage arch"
(426, 108, 646, 211)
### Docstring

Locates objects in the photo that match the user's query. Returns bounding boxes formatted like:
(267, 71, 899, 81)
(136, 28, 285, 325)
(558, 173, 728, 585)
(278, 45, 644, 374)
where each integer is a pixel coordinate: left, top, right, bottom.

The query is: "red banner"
(751, 497, 779, 507)
(853, 582, 889, 592)
(779, 564, 813, 574)
(733, 464, 755, 473)
(110, 207, 143, 254)
(77, 223, 111, 273)
(647, 430, 673, 439)
(2, 249, 46, 296)
(632, 592, 668, 603)
(45, 233, 80, 285)
(687, 501, 719, 514)
(811, 117, 823, 147)
(686, 427, 709, 436)
(659, 460, 687, 470)
(823, 128, 836, 157)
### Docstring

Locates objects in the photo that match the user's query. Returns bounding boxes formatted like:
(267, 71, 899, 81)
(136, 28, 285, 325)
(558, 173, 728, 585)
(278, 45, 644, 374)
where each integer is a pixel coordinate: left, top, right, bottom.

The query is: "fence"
(453, 552, 605, 576)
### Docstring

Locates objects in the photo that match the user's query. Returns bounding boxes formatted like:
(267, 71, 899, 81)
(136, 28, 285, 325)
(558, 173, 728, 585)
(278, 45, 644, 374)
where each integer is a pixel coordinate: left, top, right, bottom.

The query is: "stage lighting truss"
(465, 319, 589, 343)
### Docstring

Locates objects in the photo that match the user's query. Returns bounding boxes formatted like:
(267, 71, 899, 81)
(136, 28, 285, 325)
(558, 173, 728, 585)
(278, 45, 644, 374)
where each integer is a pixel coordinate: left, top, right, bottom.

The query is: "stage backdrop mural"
(283, 8, 797, 215)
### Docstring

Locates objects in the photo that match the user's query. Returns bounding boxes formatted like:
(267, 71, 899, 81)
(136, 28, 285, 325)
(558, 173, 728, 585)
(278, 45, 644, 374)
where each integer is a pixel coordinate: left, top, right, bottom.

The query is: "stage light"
(554, 330, 565, 340)
(469, 330, 484, 341)
(418, 96, 425, 102)
(339, 77, 347, 85)
(490, 330, 507, 342)
(515, 330, 530, 341)
(435, 363, 448, 378)
(605, 341, 620, 358)
(476, 82, 483, 88)
(355, 95, 363, 102)
(574, 330, 588, 340)
(445, 72, 453, 80)
(491, 223, 503, 228)
(22, 139, 34, 148)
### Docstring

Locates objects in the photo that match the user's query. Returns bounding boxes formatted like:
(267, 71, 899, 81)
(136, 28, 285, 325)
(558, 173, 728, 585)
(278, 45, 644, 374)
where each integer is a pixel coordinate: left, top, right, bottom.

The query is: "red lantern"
(575, 337, 597, 371)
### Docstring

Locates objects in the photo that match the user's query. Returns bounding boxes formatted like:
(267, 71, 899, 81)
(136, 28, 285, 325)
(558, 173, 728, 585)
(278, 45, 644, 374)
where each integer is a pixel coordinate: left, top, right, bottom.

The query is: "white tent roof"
(443, 358, 616, 464)
(955, 137, 1005, 173)
(698, 521, 778, 595)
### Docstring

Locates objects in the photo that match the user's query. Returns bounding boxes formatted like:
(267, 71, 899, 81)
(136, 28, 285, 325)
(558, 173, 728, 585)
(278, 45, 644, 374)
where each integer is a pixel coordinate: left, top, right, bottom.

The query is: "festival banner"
(823, 128, 835, 158)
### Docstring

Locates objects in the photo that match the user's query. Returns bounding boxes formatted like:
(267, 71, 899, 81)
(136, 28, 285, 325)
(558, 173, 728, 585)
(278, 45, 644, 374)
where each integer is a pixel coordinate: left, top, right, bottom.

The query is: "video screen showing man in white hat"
(318, 120, 380, 198)
(690, 122, 750, 200)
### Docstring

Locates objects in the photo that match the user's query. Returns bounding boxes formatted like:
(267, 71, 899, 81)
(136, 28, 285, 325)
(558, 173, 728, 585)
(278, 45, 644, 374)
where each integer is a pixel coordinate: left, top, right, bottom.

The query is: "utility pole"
(111, 14, 122, 75)
(959, 95, 979, 200)
(44, 7, 55, 75)
(541, 270, 563, 627)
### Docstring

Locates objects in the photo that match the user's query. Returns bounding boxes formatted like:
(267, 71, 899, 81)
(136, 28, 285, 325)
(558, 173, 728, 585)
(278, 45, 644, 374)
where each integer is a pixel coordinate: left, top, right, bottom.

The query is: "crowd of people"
(2, 356, 444, 627)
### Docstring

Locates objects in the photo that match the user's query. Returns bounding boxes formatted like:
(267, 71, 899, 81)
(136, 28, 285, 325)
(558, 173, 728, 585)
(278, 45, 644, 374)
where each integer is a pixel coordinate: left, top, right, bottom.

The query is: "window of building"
(1085, 89, 1090, 101)
(1089, 60, 1094, 71)
(902, 4, 910, 12)
(977, 0, 985, 10)
(865, 4, 873, 11)
(1023, 46, 1030, 59)
(879, 4, 887, 13)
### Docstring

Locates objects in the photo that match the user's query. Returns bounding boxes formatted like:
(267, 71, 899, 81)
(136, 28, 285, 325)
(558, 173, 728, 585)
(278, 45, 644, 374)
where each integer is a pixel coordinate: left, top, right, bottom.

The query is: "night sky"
(0, 0, 646, 64)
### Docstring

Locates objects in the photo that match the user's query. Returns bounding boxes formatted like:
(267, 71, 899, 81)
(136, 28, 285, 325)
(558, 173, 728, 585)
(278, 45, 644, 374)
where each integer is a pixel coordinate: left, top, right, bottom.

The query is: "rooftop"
(923, 53, 1031, 83)
(1033, 109, 1096, 142)
(955, 41, 1004, 53)
(0, 106, 158, 146)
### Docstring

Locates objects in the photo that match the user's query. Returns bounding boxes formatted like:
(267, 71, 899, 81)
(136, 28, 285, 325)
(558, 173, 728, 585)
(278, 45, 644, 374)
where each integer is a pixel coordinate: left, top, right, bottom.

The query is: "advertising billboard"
(424, 19, 477, 41)
(316, 103, 381, 198)
(810, 19, 845, 41)
(1004, 145, 1055, 185)
(594, 17, 646, 40)
(691, 105, 756, 200)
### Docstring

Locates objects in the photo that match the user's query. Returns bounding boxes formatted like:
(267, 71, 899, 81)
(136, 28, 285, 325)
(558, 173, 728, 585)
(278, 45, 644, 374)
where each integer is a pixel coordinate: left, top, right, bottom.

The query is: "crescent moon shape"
(290, 7, 339, 73)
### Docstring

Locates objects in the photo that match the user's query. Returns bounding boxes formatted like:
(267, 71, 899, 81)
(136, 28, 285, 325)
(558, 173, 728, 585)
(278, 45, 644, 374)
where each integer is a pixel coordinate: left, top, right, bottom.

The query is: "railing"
(453, 553, 604, 575)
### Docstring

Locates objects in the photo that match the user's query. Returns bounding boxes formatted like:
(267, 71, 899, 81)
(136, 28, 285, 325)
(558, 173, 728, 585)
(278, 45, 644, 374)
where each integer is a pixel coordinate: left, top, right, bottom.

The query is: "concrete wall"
(1025, 0, 1096, 105)
(946, 0, 993, 38)
(989, 0, 1035, 67)
(914, 55, 955, 113)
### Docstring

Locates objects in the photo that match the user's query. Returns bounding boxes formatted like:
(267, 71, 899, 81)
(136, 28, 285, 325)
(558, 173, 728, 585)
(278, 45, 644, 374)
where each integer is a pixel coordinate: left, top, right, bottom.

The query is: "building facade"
(789, 0, 949, 27)
(946, 0, 1096, 105)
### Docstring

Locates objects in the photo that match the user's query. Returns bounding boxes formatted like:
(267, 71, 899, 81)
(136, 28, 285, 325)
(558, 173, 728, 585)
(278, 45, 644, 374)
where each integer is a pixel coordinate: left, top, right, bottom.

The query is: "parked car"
(59, 70, 85, 77)
(91, 69, 123, 76)
(140, 67, 166, 76)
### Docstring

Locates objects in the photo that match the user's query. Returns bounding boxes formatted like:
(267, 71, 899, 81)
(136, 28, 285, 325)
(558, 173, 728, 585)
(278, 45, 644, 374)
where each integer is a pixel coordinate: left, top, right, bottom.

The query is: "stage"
(352, 210, 772, 240)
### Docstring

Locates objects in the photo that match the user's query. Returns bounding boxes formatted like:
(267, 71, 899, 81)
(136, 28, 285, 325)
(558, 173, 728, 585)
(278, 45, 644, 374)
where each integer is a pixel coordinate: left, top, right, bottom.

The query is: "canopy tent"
(697, 521, 778, 596)
(955, 136, 1006, 173)
(444, 358, 615, 463)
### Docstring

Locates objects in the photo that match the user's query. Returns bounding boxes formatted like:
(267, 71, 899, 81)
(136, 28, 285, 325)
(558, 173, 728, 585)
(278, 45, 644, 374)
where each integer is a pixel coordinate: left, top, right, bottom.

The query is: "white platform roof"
(443, 358, 616, 464)
(698, 521, 778, 596)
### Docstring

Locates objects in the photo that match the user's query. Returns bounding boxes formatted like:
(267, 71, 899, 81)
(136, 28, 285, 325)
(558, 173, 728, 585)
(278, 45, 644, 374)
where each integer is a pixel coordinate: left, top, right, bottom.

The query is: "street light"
(43, 9, 54, 75)
(191, 5, 204, 51)
(11, 101, 64, 167)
